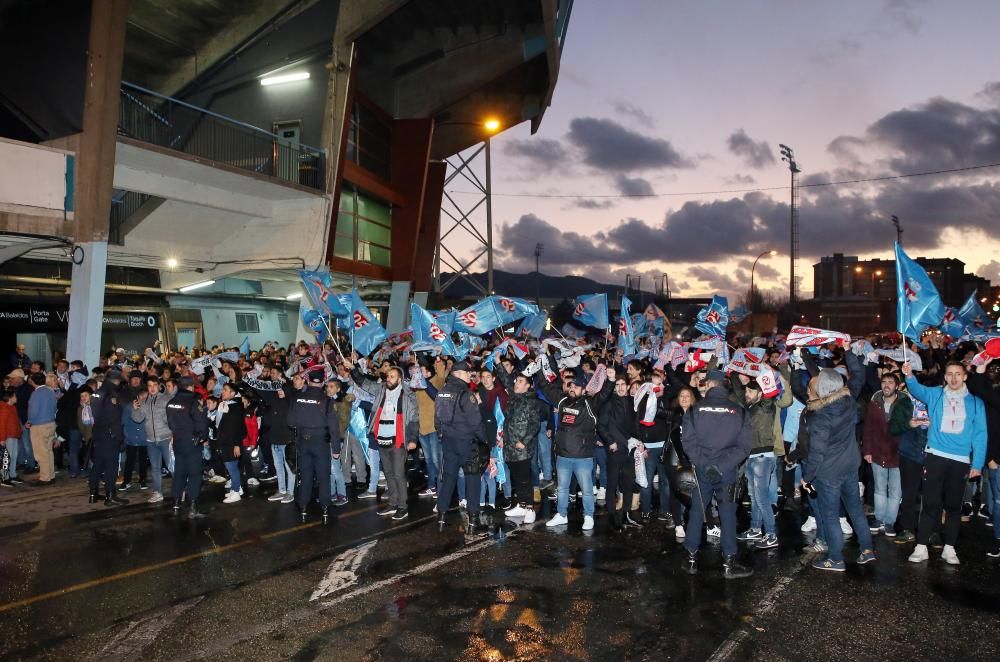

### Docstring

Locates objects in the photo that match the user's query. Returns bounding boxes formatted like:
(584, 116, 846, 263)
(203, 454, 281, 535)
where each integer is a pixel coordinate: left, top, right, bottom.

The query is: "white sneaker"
(546, 513, 569, 527)
(941, 545, 960, 565)
(592, 485, 598, 495)
(224, 479, 231, 489)
(582, 515, 594, 531)
(706, 525, 721, 538)
(800, 516, 817, 532)
(596, 486, 606, 501)
(147, 491, 163, 504)
(459, 499, 467, 509)
(267, 492, 285, 502)
(522, 509, 536, 524)
(506, 505, 527, 518)
(223, 490, 242, 504)
(674, 525, 686, 540)
(280, 493, 294, 504)
(840, 517, 853, 536)
(908, 544, 929, 563)
(247, 477, 260, 487)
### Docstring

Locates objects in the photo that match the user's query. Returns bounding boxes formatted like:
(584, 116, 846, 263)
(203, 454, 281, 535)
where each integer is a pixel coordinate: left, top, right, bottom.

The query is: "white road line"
(94, 596, 204, 659)
(310, 540, 378, 601)
(706, 563, 803, 662)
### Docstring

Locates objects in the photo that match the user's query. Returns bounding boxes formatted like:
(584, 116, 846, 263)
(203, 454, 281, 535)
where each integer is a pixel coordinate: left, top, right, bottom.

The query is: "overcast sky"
(448, 0, 1000, 301)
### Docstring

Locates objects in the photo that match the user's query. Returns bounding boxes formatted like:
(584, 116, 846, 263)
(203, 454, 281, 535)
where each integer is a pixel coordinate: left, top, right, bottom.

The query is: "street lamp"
(750, 249, 777, 307)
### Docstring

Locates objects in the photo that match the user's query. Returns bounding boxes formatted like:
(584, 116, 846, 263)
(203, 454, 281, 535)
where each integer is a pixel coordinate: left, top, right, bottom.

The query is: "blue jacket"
(27, 386, 57, 425)
(122, 406, 147, 446)
(904, 377, 987, 469)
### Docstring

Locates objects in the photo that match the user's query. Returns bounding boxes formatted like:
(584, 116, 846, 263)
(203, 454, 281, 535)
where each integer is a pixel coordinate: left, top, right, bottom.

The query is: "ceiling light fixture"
(260, 71, 310, 86)
(286, 292, 303, 300)
(178, 280, 216, 293)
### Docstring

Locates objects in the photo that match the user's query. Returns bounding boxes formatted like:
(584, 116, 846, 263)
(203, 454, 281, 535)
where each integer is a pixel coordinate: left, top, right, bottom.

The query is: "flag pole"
(320, 315, 346, 361)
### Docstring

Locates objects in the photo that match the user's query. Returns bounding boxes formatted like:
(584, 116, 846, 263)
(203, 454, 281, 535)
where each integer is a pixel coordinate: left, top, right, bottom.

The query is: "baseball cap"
(706, 369, 727, 382)
(178, 375, 195, 389)
(307, 371, 325, 385)
(571, 374, 588, 388)
(107, 369, 123, 381)
(452, 360, 472, 373)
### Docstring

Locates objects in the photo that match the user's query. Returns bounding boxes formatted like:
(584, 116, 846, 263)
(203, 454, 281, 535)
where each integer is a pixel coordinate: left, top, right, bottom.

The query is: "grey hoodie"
(131, 391, 173, 442)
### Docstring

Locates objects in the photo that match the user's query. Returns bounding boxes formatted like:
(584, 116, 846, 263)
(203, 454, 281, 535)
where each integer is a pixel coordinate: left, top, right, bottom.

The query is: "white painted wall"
(167, 296, 299, 350)
(0, 137, 73, 218)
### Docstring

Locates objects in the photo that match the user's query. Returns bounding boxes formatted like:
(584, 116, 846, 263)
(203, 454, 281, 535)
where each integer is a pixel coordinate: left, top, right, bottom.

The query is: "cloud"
(724, 174, 757, 186)
(502, 138, 568, 170)
(567, 117, 694, 172)
(975, 260, 1000, 280)
(614, 175, 654, 196)
(883, 0, 924, 35)
(737, 259, 781, 280)
(567, 198, 616, 210)
(979, 82, 1000, 104)
(687, 266, 747, 294)
(497, 213, 619, 271)
(727, 129, 776, 169)
(610, 101, 655, 128)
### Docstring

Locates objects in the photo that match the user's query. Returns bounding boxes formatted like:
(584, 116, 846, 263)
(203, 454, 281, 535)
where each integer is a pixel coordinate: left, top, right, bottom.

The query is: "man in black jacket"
(165, 376, 210, 518)
(434, 361, 484, 532)
(598, 376, 641, 530)
(681, 369, 754, 579)
(288, 372, 341, 523)
(89, 370, 128, 506)
(502, 374, 541, 523)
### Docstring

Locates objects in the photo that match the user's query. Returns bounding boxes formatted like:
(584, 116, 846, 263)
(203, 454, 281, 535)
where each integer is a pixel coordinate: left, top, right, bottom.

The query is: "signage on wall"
(0, 305, 160, 331)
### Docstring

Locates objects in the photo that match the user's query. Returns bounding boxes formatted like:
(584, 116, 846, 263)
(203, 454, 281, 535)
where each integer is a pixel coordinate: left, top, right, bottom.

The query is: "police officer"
(681, 369, 754, 579)
(434, 361, 484, 533)
(288, 371, 341, 523)
(89, 369, 129, 506)
(166, 375, 210, 519)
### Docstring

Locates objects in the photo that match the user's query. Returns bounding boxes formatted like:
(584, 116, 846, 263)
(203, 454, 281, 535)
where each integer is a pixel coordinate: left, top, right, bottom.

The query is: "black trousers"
(379, 446, 409, 510)
(606, 450, 636, 515)
(121, 446, 148, 484)
(508, 458, 532, 506)
(88, 438, 118, 493)
(438, 442, 481, 519)
(898, 456, 923, 533)
(297, 437, 331, 510)
(917, 454, 968, 546)
(172, 441, 203, 503)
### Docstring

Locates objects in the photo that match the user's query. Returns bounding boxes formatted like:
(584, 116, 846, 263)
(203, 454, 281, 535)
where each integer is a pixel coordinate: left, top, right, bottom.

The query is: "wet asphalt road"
(1, 480, 998, 661)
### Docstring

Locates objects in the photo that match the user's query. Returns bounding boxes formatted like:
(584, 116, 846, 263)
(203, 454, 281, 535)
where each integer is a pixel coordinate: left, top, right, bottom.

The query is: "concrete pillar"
(67, 241, 108, 367)
(386, 281, 411, 334)
(412, 291, 429, 309)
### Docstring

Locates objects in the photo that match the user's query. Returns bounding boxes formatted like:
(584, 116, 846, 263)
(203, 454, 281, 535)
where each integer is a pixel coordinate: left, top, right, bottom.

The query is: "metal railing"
(109, 189, 154, 245)
(117, 82, 326, 191)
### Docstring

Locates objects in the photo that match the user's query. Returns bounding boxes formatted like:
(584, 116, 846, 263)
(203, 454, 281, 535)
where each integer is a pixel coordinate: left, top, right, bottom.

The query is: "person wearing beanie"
(801, 351, 875, 572)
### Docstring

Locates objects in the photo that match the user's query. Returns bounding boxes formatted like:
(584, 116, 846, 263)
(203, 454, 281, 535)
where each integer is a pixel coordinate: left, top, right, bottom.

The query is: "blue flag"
(895, 242, 946, 341)
(956, 291, 990, 332)
(301, 308, 329, 343)
(939, 307, 965, 338)
(729, 305, 750, 324)
(299, 270, 349, 318)
(431, 310, 457, 335)
(518, 312, 547, 338)
(617, 295, 637, 356)
(695, 294, 730, 337)
(455, 298, 501, 335)
(631, 313, 649, 338)
(349, 289, 387, 357)
(453, 332, 473, 360)
(239, 336, 251, 357)
(410, 303, 457, 355)
(572, 293, 609, 329)
(490, 295, 539, 327)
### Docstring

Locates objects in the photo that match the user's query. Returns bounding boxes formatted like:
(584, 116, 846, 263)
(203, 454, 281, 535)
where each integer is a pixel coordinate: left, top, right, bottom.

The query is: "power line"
(445, 160, 1000, 199)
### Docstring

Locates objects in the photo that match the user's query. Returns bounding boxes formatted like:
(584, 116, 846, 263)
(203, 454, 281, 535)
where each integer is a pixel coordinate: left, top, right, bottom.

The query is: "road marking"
(93, 596, 204, 659)
(310, 540, 378, 601)
(706, 563, 803, 662)
(0, 505, 379, 614)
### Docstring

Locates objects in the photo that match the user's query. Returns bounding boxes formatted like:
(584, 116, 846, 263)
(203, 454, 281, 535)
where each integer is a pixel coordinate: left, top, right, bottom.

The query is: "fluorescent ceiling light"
(286, 292, 303, 300)
(178, 280, 216, 293)
(260, 71, 310, 86)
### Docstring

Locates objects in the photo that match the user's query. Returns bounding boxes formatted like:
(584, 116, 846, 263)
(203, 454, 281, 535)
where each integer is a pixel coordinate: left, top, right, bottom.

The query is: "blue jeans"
(419, 432, 442, 489)
(593, 444, 608, 488)
(871, 464, 901, 527)
(66, 429, 83, 477)
(146, 439, 172, 494)
(640, 446, 669, 515)
(330, 456, 346, 497)
(480, 469, 496, 505)
(815, 473, 874, 562)
(19, 427, 35, 467)
(225, 460, 242, 493)
(271, 444, 295, 495)
(556, 456, 594, 517)
(366, 446, 380, 493)
(747, 454, 777, 535)
(534, 421, 552, 482)
(986, 466, 1000, 538)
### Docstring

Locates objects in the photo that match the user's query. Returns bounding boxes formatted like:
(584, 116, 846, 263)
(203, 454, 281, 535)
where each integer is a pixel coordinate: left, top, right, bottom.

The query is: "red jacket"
(0, 401, 21, 440)
(242, 415, 259, 448)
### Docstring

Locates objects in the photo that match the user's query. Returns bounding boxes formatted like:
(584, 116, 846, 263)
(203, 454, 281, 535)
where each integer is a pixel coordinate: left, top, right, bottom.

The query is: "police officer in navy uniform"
(434, 361, 485, 533)
(166, 375, 210, 519)
(89, 369, 129, 506)
(681, 369, 754, 579)
(288, 371, 341, 523)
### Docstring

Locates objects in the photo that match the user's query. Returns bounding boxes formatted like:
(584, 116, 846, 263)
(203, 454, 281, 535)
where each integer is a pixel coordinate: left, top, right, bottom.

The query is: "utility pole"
(891, 215, 903, 245)
(779, 144, 801, 303)
(534, 242, 544, 305)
